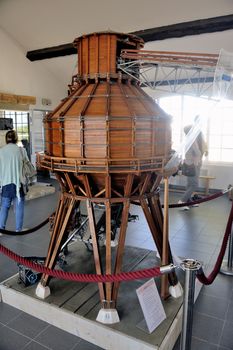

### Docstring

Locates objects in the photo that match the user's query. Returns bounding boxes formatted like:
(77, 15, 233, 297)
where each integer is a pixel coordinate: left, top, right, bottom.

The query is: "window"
(0, 110, 30, 143)
(208, 100, 233, 162)
(158, 95, 233, 163)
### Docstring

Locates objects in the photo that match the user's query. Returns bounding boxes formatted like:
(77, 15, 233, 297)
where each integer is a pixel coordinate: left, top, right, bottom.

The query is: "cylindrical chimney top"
(73, 31, 144, 78)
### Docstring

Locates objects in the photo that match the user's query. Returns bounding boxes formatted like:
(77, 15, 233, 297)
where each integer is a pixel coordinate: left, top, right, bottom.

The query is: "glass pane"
(159, 95, 233, 163)
(209, 118, 222, 134)
(222, 136, 233, 148)
(209, 135, 221, 148)
(221, 149, 233, 162)
(208, 148, 221, 161)
(22, 125, 29, 133)
(22, 114, 28, 124)
(222, 122, 233, 135)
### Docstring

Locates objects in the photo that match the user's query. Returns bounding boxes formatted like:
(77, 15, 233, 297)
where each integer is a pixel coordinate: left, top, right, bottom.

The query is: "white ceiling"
(1, 0, 233, 86)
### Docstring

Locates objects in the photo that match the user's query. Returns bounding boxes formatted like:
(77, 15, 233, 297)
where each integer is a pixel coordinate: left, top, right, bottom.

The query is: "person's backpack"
(20, 147, 37, 191)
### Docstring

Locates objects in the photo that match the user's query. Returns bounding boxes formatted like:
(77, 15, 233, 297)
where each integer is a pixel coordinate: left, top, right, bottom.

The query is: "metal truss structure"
(118, 49, 219, 98)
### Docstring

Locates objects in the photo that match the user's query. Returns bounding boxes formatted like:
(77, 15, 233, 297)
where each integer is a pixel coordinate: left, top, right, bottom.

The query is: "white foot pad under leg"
(96, 308, 120, 324)
(169, 281, 183, 298)
(35, 282, 51, 299)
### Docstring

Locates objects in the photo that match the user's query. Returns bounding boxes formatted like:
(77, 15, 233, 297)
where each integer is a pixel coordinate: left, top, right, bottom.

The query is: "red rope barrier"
(0, 187, 231, 285)
(197, 201, 233, 285)
(131, 188, 230, 208)
(168, 189, 228, 208)
(0, 243, 161, 283)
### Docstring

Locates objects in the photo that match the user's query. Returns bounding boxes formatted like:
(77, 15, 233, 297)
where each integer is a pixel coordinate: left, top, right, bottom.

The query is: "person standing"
(178, 125, 206, 210)
(0, 130, 26, 232)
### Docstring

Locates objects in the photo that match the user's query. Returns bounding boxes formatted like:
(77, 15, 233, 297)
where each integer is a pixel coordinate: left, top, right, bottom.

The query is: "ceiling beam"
(26, 14, 233, 61)
(133, 14, 233, 41)
(26, 43, 76, 61)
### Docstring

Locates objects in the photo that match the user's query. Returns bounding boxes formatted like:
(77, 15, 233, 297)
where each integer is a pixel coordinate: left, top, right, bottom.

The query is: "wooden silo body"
(37, 32, 177, 321)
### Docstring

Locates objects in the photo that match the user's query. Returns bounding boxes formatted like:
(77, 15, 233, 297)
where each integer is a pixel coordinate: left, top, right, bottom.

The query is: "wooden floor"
(1, 241, 183, 350)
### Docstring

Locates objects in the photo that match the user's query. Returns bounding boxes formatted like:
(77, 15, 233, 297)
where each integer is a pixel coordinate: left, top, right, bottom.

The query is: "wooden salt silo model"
(36, 31, 180, 323)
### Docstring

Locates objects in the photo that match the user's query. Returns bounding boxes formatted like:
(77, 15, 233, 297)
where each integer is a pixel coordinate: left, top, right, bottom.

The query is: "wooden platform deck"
(0, 241, 183, 350)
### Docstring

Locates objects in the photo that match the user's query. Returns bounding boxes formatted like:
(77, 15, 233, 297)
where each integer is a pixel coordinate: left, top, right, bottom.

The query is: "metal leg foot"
(35, 282, 51, 299)
(169, 281, 183, 298)
(96, 308, 120, 324)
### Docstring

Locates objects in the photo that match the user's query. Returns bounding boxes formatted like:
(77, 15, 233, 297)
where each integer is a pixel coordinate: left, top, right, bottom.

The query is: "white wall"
(145, 29, 233, 54)
(0, 28, 67, 110)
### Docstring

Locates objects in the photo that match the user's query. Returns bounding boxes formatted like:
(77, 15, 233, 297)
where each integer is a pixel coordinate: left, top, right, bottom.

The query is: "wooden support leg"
(86, 200, 105, 302)
(111, 174, 134, 304)
(45, 193, 66, 256)
(140, 194, 169, 299)
(40, 195, 76, 287)
(105, 200, 112, 308)
(148, 195, 163, 234)
(148, 195, 178, 286)
(140, 197, 163, 256)
(112, 199, 131, 303)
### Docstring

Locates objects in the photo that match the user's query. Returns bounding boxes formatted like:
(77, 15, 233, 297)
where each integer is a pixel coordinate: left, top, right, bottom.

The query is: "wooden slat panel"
(64, 148, 81, 158)
(109, 84, 130, 116)
(110, 120, 132, 129)
(84, 138, 106, 146)
(64, 283, 99, 312)
(89, 35, 97, 74)
(110, 147, 132, 158)
(81, 37, 89, 75)
(47, 280, 85, 306)
(84, 122, 106, 129)
(109, 130, 132, 143)
(66, 85, 94, 116)
(84, 146, 106, 158)
(85, 97, 107, 115)
(110, 35, 117, 73)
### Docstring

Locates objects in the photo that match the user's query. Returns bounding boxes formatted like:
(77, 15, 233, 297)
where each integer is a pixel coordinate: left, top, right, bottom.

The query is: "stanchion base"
(96, 308, 120, 324)
(169, 281, 183, 298)
(35, 282, 51, 299)
(220, 261, 233, 276)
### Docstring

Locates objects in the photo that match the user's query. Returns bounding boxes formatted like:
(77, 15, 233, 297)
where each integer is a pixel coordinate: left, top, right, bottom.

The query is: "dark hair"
(5, 130, 18, 144)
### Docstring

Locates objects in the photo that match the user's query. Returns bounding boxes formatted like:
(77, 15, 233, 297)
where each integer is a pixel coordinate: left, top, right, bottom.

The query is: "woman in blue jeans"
(0, 130, 25, 232)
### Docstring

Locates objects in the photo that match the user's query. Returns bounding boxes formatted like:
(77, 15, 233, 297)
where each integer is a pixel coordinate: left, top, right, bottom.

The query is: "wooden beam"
(26, 15, 233, 61)
(26, 43, 76, 61)
(0, 92, 36, 105)
(86, 200, 105, 301)
(132, 14, 233, 42)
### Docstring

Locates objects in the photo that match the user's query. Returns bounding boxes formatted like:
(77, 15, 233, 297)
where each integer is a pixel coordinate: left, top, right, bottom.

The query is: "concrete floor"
(0, 177, 233, 350)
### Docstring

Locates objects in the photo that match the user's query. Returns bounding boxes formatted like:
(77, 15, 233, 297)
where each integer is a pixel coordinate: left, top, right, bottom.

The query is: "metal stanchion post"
(180, 259, 202, 350)
(221, 226, 233, 276)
